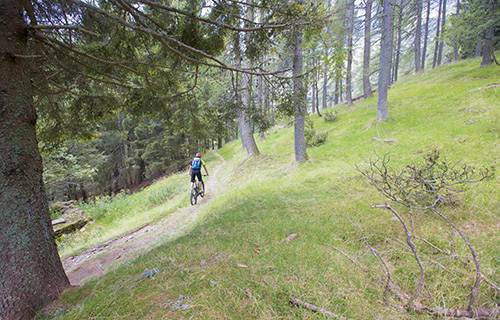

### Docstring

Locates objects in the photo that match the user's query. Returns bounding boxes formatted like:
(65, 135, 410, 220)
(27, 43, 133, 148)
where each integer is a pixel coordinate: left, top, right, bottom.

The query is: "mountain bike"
(190, 175, 206, 206)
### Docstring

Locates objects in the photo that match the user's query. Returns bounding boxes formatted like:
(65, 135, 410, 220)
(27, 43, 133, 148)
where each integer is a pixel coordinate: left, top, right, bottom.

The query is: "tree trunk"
(257, 54, 265, 141)
(475, 38, 482, 58)
(393, 0, 404, 83)
(322, 63, 329, 109)
(363, 0, 373, 99)
(415, 0, 423, 72)
(346, 0, 355, 106)
(437, 0, 447, 65)
(378, 0, 395, 121)
(433, 0, 443, 68)
(453, 0, 460, 61)
(334, 78, 340, 105)
(0, 2, 70, 319)
(421, 0, 431, 69)
(293, 22, 308, 163)
(481, 0, 496, 67)
(239, 71, 260, 157)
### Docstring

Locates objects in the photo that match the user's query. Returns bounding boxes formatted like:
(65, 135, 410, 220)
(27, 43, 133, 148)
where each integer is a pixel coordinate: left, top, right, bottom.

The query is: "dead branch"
(432, 203, 481, 312)
(289, 296, 351, 319)
(468, 83, 500, 92)
(321, 242, 369, 272)
(343, 215, 391, 302)
(419, 306, 500, 319)
(370, 204, 425, 309)
(373, 137, 397, 143)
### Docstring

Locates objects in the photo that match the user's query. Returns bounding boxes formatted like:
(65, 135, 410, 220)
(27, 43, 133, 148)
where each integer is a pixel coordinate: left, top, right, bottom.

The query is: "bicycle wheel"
(190, 187, 197, 205)
(199, 181, 205, 198)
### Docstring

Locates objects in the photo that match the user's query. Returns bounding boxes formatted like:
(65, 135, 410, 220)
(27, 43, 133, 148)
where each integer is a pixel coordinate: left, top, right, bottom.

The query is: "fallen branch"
(373, 137, 397, 143)
(468, 83, 500, 92)
(289, 296, 350, 319)
(418, 306, 500, 319)
(432, 204, 481, 311)
(321, 242, 369, 272)
(343, 215, 392, 302)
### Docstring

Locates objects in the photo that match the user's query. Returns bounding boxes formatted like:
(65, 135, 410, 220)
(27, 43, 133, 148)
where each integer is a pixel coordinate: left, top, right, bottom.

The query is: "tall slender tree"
(346, 0, 355, 105)
(422, 0, 431, 69)
(293, 19, 308, 163)
(433, 0, 443, 68)
(437, 0, 447, 65)
(378, 0, 395, 121)
(415, 0, 423, 72)
(393, 0, 404, 83)
(363, 0, 374, 99)
(453, 0, 461, 61)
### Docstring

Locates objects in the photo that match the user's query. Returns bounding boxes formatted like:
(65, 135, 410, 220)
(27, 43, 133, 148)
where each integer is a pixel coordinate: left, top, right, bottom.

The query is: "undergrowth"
(40, 58, 500, 319)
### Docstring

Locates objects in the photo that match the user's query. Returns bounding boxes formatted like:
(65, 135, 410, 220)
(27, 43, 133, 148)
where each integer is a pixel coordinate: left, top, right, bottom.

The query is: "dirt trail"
(62, 151, 226, 286)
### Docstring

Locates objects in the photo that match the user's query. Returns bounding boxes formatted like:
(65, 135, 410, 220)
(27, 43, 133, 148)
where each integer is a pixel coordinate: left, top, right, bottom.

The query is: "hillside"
(39, 59, 500, 319)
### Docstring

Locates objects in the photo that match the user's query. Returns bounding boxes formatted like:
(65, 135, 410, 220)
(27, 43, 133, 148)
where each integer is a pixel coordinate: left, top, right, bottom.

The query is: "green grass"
(40, 58, 500, 319)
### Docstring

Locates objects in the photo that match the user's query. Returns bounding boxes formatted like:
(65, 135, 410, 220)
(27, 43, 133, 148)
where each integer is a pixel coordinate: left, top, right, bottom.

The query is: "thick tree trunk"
(377, 0, 395, 121)
(415, 0, 423, 72)
(346, 0, 355, 106)
(293, 23, 308, 163)
(421, 0, 431, 69)
(481, 0, 496, 67)
(0, 2, 70, 319)
(363, 0, 373, 99)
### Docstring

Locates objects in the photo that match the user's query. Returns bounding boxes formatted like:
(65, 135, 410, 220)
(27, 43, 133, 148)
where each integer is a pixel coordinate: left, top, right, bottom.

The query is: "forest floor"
(62, 150, 226, 286)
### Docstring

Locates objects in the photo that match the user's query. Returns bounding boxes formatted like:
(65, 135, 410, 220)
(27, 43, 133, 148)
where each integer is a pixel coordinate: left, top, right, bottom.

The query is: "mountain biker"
(189, 152, 209, 194)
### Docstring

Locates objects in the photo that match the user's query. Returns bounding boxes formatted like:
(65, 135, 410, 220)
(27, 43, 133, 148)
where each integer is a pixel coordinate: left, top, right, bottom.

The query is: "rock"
(52, 218, 66, 226)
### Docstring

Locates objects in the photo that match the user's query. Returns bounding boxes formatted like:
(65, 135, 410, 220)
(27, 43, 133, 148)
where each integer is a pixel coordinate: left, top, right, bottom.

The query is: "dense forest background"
(38, 0, 500, 202)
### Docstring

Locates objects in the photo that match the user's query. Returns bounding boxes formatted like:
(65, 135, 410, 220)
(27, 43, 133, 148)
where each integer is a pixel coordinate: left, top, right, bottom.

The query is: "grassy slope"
(42, 59, 500, 319)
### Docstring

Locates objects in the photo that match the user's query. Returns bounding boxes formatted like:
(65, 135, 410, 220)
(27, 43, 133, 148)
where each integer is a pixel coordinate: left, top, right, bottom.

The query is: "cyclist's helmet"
(196, 153, 202, 158)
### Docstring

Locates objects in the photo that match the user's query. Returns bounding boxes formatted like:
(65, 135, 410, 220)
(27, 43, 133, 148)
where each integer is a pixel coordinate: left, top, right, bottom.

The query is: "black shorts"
(191, 170, 203, 183)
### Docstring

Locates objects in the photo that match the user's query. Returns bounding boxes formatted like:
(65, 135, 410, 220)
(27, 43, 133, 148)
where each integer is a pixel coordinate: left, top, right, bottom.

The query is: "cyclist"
(189, 152, 209, 195)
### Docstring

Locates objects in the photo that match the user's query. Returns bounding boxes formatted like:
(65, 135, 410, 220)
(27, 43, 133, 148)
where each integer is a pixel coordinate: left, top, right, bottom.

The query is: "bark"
(363, 0, 373, 99)
(481, 0, 496, 67)
(0, 2, 70, 319)
(393, 0, 404, 83)
(377, 0, 395, 121)
(421, 0, 431, 69)
(322, 63, 329, 109)
(292, 22, 308, 163)
(257, 53, 265, 141)
(346, 0, 355, 106)
(415, 0, 423, 72)
(238, 71, 260, 157)
(433, 0, 443, 68)
(323, 0, 332, 109)
(437, 0, 447, 65)
(475, 38, 482, 58)
(453, 0, 460, 61)
(334, 78, 340, 105)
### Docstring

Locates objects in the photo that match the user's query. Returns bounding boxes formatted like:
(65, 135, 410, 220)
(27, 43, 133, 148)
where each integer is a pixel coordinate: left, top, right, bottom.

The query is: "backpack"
(191, 157, 202, 170)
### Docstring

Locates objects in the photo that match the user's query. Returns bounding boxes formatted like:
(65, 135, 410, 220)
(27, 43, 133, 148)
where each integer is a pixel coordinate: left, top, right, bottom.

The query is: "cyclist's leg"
(195, 171, 203, 192)
(197, 171, 204, 194)
(190, 171, 197, 189)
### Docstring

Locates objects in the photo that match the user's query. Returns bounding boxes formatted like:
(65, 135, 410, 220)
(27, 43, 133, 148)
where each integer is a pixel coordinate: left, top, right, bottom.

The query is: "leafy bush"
(323, 110, 338, 123)
(305, 117, 328, 147)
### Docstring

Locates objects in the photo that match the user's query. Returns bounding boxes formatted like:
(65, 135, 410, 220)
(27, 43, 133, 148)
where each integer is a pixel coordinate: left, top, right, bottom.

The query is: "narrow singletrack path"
(62, 150, 226, 286)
